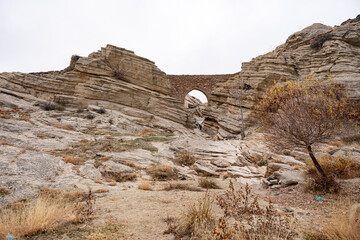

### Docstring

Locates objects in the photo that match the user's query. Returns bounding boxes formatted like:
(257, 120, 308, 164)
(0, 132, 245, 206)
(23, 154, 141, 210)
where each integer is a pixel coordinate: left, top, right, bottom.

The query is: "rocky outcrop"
(0, 45, 190, 126)
(205, 19, 360, 139)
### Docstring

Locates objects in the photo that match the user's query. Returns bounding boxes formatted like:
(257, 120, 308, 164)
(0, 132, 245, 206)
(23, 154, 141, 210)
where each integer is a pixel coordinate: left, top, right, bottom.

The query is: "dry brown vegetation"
(138, 180, 153, 191)
(0, 195, 77, 239)
(174, 150, 197, 166)
(198, 178, 221, 189)
(102, 171, 137, 183)
(166, 181, 297, 240)
(165, 192, 215, 239)
(163, 183, 202, 192)
(305, 200, 360, 240)
(304, 154, 360, 179)
(254, 75, 357, 192)
(146, 164, 178, 181)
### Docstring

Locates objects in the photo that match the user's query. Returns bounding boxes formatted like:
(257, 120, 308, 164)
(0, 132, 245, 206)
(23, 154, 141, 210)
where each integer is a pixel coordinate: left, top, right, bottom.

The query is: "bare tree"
(254, 75, 357, 179)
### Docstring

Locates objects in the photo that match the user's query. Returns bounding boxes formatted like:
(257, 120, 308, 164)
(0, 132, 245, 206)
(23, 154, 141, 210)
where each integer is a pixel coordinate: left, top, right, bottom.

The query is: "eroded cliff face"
(0, 45, 190, 126)
(205, 20, 360, 139)
(0, 19, 359, 139)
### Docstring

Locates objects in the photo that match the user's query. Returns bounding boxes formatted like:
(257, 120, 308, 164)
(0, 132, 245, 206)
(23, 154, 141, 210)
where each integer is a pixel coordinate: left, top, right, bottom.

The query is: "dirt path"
(94, 185, 224, 240)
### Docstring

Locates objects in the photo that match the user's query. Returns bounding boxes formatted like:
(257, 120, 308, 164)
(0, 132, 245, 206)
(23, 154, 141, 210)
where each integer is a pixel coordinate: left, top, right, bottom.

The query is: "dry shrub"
(163, 183, 202, 192)
(53, 124, 76, 131)
(214, 180, 297, 240)
(305, 154, 360, 179)
(146, 165, 178, 181)
(103, 172, 137, 182)
(306, 201, 360, 240)
(63, 155, 85, 165)
(135, 128, 157, 137)
(94, 179, 103, 184)
(138, 181, 153, 191)
(305, 174, 340, 193)
(0, 195, 77, 239)
(40, 102, 65, 111)
(199, 178, 221, 189)
(0, 186, 12, 196)
(175, 150, 196, 166)
(94, 188, 109, 193)
(310, 33, 333, 49)
(167, 192, 215, 239)
(80, 218, 130, 240)
(0, 142, 14, 146)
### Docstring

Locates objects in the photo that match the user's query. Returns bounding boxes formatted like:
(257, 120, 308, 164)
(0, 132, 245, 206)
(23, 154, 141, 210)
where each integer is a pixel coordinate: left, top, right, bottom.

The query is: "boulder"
(264, 163, 291, 178)
(99, 161, 134, 174)
(79, 164, 102, 180)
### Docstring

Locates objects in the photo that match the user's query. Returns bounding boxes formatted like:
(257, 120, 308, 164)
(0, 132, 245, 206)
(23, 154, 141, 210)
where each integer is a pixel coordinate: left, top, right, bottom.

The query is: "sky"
(0, 0, 359, 78)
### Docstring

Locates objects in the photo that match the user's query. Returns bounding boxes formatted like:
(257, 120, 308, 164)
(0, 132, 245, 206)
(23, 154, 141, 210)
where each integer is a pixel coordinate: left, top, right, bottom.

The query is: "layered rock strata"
(0, 45, 190, 126)
(206, 20, 360, 138)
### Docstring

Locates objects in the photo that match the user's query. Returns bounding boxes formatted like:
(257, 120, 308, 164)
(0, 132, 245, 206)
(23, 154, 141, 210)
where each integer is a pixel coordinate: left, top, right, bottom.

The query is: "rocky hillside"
(206, 18, 360, 138)
(0, 45, 190, 127)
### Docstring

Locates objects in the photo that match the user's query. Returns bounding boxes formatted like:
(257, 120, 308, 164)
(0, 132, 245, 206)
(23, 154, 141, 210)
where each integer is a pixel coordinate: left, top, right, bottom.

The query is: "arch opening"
(184, 90, 208, 132)
(184, 90, 208, 107)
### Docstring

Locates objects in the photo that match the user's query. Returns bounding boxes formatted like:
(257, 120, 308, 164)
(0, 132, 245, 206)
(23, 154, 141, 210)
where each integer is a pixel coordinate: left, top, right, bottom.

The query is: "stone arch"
(168, 74, 234, 103)
(186, 89, 209, 103)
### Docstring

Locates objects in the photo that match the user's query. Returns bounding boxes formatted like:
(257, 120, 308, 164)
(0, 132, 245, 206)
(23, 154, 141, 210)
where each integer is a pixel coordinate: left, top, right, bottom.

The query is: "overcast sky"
(0, 0, 359, 75)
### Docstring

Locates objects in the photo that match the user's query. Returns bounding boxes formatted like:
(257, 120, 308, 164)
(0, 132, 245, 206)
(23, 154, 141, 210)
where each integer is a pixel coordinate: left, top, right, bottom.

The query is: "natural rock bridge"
(168, 74, 234, 102)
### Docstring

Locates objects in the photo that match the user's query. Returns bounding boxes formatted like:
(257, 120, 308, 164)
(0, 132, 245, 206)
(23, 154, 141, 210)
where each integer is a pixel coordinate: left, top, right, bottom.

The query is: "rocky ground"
(1, 89, 359, 239)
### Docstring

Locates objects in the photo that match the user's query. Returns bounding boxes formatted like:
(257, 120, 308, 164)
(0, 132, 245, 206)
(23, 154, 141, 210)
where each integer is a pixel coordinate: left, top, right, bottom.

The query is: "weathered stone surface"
(99, 161, 134, 174)
(204, 20, 360, 138)
(0, 45, 189, 126)
(193, 163, 220, 177)
(272, 170, 304, 186)
(79, 164, 102, 180)
(264, 163, 292, 177)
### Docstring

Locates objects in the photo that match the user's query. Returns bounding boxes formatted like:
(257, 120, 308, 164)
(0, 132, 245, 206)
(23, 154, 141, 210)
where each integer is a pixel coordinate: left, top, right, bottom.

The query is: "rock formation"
(0, 18, 359, 139)
(0, 45, 190, 126)
(206, 19, 360, 138)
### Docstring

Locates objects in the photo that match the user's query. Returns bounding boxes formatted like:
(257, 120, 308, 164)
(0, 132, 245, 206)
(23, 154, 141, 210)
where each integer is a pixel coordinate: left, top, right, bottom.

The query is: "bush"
(163, 183, 201, 192)
(102, 172, 137, 183)
(174, 150, 196, 166)
(92, 107, 106, 114)
(214, 180, 297, 239)
(40, 102, 65, 111)
(138, 181, 153, 191)
(310, 33, 333, 49)
(254, 75, 357, 180)
(306, 201, 360, 240)
(0, 195, 77, 239)
(165, 192, 215, 239)
(198, 178, 221, 189)
(304, 155, 360, 179)
(146, 165, 177, 181)
(86, 114, 95, 120)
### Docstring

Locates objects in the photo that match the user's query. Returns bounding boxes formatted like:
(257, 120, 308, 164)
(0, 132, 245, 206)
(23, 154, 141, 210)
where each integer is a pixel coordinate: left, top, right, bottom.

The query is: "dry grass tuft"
(198, 178, 221, 189)
(94, 179, 103, 184)
(306, 201, 360, 240)
(138, 181, 153, 191)
(304, 154, 360, 179)
(146, 165, 178, 181)
(102, 172, 137, 183)
(165, 192, 215, 239)
(135, 128, 157, 137)
(0, 195, 77, 239)
(163, 183, 202, 192)
(174, 150, 196, 166)
(0, 186, 12, 197)
(63, 155, 85, 165)
(94, 188, 109, 193)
